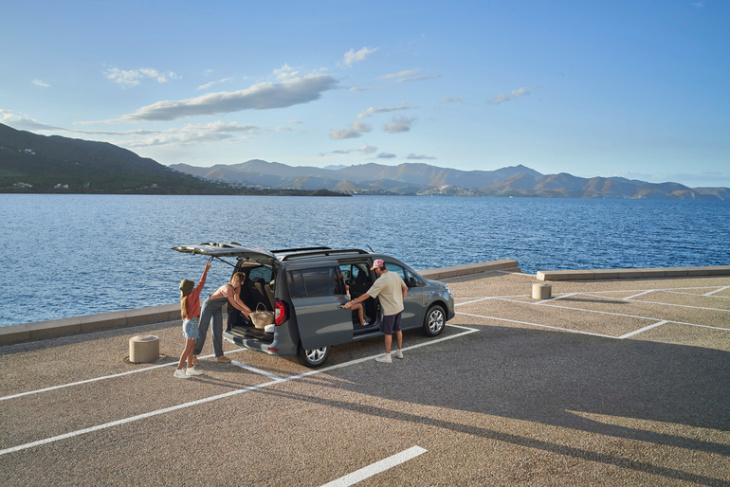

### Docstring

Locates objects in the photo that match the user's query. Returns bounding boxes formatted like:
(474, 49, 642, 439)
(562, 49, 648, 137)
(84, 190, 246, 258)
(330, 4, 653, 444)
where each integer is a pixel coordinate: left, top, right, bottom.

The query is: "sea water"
(1, 194, 728, 326)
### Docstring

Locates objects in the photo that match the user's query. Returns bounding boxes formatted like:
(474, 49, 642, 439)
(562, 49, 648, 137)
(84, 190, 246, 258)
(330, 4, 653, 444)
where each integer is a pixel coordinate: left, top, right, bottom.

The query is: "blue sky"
(2, 0, 728, 187)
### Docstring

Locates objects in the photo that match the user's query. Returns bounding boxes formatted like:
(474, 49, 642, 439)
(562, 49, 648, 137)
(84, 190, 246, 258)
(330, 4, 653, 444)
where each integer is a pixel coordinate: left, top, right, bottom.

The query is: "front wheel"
(297, 344, 330, 368)
(422, 305, 446, 337)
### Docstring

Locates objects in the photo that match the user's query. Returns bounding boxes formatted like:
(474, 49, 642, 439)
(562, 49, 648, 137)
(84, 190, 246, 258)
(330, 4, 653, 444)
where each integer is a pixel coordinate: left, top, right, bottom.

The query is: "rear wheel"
(422, 305, 445, 337)
(297, 344, 330, 367)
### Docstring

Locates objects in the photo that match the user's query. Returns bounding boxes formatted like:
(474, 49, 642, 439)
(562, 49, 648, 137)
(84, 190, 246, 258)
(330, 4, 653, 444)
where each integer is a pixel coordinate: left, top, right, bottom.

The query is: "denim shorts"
(182, 318, 200, 339)
(380, 311, 402, 335)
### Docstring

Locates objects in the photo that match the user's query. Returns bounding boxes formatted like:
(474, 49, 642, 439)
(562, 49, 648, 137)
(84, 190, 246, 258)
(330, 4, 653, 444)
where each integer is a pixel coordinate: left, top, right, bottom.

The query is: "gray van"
(172, 243, 455, 367)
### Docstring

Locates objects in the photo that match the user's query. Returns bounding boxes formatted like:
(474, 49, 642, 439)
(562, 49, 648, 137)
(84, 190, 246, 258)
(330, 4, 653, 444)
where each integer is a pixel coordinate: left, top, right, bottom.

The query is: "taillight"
(274, 300, 288, 326)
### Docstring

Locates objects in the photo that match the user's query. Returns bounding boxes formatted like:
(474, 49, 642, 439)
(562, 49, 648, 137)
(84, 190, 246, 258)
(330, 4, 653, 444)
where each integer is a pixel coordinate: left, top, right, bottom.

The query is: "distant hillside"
(3, 122, 726, 199)
(0, 123, 230, 193)
(171, 159, 730, 200)
(0, 124, 345, 196)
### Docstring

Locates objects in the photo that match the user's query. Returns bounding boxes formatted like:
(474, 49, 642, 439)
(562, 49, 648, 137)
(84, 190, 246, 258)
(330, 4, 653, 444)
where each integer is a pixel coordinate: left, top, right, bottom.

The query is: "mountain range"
(1, 122, 727, 199)
(171, 160, 730, 200)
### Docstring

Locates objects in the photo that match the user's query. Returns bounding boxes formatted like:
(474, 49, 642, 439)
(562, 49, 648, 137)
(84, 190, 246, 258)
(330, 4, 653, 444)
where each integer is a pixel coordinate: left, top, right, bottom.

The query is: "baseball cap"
(370, 259, 385, 270)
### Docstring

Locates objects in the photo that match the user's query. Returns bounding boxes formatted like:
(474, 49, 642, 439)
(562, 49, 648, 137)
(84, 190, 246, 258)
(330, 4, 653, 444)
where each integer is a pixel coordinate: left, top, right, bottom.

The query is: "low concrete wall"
(0, 303, 179, 346)
(4, 260, 727, 346)
(420, 259, 520, 280)
(0, 260, 515, 347)
(537, 265, 730, 281)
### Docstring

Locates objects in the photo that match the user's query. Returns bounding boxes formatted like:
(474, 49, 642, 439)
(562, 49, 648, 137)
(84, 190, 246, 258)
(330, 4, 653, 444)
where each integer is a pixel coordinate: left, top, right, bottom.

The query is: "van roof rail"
(270, 246, 332, 254)
(277, 248, 370, 261)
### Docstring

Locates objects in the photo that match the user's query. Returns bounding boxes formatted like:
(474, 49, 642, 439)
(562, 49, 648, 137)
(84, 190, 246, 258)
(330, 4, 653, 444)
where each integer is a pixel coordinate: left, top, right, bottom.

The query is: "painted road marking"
(231, 360, 284, 380)
(0, 349, 248, 402)
(457, 311, 617, 339)
(0, 325, 477, 456)
(625, 290, 654, 300)
(619, 321, 669, 339)
(319, 446, 428, 487)
(705, 286, 729, 297)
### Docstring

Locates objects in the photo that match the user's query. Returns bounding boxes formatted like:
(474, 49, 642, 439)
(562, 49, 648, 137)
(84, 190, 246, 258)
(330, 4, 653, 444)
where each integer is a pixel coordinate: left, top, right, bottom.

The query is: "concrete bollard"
(532, 283, 552, 300)
(129, 335, 160, 363)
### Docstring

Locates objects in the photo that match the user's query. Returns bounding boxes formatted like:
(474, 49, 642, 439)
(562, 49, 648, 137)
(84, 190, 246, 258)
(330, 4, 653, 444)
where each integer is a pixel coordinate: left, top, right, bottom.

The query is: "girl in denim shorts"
(175, 261, 210, 378)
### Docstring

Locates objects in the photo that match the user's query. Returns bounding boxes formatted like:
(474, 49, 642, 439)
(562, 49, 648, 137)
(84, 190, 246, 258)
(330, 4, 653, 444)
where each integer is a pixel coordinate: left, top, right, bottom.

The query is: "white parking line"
(456, 311, 616, 339)
(231, 360, 284, 380)
(0, 349, 248, 402)
(619, 321, 668, 339)
(0, 325, 477, 457)
(705, 286, 729, 297)
(320, 446, 427, 487)
(625, 290, 654, 300)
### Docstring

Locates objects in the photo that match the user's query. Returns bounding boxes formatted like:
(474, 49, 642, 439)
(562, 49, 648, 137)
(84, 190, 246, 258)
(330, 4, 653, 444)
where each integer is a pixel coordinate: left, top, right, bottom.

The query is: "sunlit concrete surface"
(1, 269, 728, 486)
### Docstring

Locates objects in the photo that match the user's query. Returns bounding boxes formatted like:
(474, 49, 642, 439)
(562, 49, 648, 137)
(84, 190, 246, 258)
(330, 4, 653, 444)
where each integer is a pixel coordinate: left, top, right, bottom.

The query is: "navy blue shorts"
(381, 311, 402, 335)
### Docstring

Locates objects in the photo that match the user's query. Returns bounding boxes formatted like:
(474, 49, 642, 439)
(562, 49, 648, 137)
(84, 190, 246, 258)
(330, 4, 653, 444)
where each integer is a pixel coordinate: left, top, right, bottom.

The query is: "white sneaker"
(186, 366, 202, 376)
(264, 324, 275, 334)
(174, 368, 189, 379)
(375, 354, 392, 363)
(395, 349, 404, 359)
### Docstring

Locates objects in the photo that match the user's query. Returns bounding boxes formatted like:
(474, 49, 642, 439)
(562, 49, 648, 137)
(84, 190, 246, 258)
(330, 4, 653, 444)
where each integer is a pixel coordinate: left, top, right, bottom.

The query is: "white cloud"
(118, 74, 338, 122)
(273, 64, 299, 80)
(197, 78, 233, 90)
(349, 86, 375, 93)
(105, 67, 180, 87)
(332, 145, 377, 155)
(380, 70, 421, 80)
(356, 103, 418, 120)
(488, 87, 532, 105)
(406, 153, 436, 160)
(125, 121, 258, 147)
(32, 79, 51, 88)
(342, 47, 378, 67)
(440, 97, 463, 104)
(384, 116, 415, 133)
(398, 74, 441, 83)
(330, 121, 371, 139)
(274, 120, 304, 133)
(378, 70, 440, 83)
(377, 153, 397, 159)
(330, 128, 361, 140)
(350, 121, 371, 133)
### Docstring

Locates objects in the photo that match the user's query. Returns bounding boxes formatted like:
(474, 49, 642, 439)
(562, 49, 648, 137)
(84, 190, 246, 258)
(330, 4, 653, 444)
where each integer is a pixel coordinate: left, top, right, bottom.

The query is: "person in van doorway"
(194, 271, 252, 363)
(345, 283, 369, 327)
(175, 262, 210, 378)
(344, 259, 407, 363)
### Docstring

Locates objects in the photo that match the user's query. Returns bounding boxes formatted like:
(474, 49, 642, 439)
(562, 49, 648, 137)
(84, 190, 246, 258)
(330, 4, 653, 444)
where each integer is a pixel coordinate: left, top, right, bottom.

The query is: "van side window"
(289, 267, 345, 298)
(384, 263, 423, 288)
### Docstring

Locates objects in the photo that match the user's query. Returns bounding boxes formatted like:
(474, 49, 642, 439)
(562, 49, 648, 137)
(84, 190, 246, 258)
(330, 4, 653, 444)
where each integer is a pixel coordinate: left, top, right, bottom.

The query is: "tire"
(297, 344, 330, 367)
(422, 305, 446, 337)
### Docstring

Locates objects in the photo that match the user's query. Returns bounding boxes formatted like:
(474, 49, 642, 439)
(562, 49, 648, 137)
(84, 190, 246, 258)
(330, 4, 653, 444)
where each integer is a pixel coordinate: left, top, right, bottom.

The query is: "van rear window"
(289, 267, 345, 298)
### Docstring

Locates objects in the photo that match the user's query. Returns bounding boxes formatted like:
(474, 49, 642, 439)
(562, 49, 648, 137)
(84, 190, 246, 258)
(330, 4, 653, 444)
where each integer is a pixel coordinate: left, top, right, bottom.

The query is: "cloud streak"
(105, 67, 180, 87)
(384, 116, 415, 133)
(356, 103, 418, 120)
(342, 47, 378, 67)
(487, 87, 533, 105)
(379, 70, 439, 83)
(331, 145, 377, 155)
(125, 122, 259, 147)
(119, 74, 338, 122)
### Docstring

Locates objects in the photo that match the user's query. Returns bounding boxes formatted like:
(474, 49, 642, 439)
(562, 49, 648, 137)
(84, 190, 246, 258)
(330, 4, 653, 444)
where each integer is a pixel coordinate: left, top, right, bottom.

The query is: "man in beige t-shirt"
(344, 259, 408, 363)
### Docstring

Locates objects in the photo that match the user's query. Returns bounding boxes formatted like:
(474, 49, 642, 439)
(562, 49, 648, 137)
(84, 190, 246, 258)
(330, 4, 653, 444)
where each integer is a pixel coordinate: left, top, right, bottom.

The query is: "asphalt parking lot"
(1, 271, 728, 486)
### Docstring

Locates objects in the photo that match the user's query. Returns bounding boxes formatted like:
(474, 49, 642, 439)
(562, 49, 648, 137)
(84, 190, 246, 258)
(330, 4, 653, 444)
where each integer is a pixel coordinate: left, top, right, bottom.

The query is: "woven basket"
(250, 302, 274, 329)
